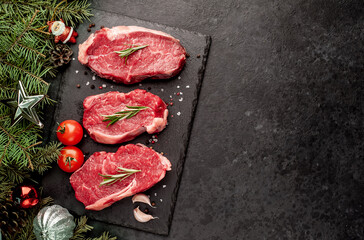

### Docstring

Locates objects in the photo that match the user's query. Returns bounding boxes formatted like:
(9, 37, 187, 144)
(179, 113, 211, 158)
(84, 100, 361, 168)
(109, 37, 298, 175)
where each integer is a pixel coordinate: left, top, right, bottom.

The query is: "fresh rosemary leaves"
(102, 106, 149, 127)
(114, 45, 148, 64)
(99, 167, 141, 186)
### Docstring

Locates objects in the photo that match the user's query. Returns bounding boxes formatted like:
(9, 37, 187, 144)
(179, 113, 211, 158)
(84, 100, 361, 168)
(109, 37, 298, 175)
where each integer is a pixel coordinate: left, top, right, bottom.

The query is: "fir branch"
(0, 60, 49, 85)
(71, 216, 94, 240)
(71, 216, 117, 240)
(16, 42, 46, 58)
(0, 10, 39, 60)
(87, 232, 117, 240)
(0, 124, 33, 169)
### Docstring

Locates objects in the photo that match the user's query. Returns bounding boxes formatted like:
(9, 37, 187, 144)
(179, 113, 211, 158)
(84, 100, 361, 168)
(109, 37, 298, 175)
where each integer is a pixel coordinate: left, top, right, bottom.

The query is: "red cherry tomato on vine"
(56, 120, 83, 145)
(58, 146, 84, 173)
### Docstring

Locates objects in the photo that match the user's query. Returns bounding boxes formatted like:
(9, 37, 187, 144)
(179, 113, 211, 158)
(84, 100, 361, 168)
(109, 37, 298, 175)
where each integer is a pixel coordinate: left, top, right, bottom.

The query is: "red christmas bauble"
(11, 185, 39, 208)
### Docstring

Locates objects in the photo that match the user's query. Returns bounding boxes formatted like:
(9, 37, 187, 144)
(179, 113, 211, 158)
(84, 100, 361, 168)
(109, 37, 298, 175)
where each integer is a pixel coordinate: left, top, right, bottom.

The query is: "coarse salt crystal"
(110, 85, 114, 88)
(177, 112, 181, 116)
(139, 83, 142, 86)
(170, 95, 173, 98)
(72, 58, 75, 61)
(92, 76, 96, 80)
(160, 199, 163, 202)
(186, 85, 190, 88)
(163, 185, 166, 188)
(178, 76, 181, 80)
(161, 88, 164, 92)
(75, 70, 79, 74)
(102, 84, 106, 88)
(86, 81, 90, 86)
(154, 193, 157, 196)
(179, 97, 183, 102)
(84, 134, 87, 137)
(177, 86, 180, 88)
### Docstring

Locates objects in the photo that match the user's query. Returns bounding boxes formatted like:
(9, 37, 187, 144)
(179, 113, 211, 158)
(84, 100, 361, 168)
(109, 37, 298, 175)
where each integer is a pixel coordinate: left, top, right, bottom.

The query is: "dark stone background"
(85, 0, 364, 239)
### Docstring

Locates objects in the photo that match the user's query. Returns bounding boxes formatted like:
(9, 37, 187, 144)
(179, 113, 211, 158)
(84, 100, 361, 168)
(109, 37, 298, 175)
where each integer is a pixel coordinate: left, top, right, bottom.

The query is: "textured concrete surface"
(87, 0, 364, 239)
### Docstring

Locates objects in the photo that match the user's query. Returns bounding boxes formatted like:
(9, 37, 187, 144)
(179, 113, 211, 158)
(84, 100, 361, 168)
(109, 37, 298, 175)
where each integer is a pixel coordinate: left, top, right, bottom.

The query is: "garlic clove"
(132, 193, 156, 208)
(133, 206, 158, 223)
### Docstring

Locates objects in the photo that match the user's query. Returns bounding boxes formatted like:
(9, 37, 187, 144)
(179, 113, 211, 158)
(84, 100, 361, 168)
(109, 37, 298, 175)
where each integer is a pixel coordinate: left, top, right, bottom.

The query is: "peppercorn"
(197, 54, 201, 58)
(151, 202, 156, 207)
(176, 92, 180, 96)
(99, 86, 103, 89)
(90, 85, 95, 89)
(84, 71, 88, 75)
(91, 23, 95, 27)
(147, 87, 151, 90)
(170, 102, 173, 106)
(87, 28, 91, 32)
(100, 25, 104, 29)
(76, 84, 81, 88)
(144, 208, 149, 214)
(89, 24, 92, 28)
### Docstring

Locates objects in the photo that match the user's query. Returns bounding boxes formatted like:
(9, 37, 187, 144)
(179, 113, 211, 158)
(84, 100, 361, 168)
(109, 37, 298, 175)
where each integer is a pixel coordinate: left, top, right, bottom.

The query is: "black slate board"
(42, 9, 210, 235)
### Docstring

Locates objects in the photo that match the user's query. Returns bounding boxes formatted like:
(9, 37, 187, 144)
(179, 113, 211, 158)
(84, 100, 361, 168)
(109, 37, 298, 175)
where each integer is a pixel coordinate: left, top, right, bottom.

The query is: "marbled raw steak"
(70, 144, 172, 211)
(83, 89, 168, 144)
(78, 26, 186, 84)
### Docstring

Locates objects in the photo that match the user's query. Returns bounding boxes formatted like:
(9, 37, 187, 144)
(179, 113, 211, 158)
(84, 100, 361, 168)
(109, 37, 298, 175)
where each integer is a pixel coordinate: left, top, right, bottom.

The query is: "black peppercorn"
(84, 71, 88, 75)
(186, 53, 190, 58)
(197, 54, 201, 58)
(147, 87, 151, 90)
(100, 26, 104, 29)
(76, 84, 81, 88)
(91, 23, 95, 27)
(89, 24, 92, 28)
(144, 208, 149, 214)
(87, 28, 91, 32)
(90, 85, 95, 89)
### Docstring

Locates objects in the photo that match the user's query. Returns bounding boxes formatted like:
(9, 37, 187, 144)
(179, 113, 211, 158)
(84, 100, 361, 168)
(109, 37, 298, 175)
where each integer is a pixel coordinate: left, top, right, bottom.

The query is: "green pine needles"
(0, 1, 116, 239)
(0, 0, 92, 174)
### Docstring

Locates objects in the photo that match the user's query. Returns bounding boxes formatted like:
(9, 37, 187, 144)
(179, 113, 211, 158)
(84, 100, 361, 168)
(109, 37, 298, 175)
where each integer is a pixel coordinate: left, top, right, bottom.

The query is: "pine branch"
(0, 10, 39, 60)
(71, 216, 94, 240)
(87, 232, 117, 240)
(0, 60, 49, 85)
(0, 124, 33, 169)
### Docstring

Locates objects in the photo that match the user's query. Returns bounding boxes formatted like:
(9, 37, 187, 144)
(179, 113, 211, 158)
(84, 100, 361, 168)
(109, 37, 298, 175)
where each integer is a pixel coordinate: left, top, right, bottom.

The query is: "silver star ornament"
(7, 81, 44, 128)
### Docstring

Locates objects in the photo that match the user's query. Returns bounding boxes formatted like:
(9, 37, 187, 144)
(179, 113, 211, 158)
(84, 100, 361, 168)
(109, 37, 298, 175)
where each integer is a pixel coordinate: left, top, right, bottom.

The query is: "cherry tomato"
(58, 146, 84, 173)
(57, 120, 83, 145)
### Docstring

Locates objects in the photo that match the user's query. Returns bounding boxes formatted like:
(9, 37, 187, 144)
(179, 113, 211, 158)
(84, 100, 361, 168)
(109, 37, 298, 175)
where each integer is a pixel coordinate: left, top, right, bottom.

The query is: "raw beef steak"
(70, 144, 172, 211)
(78, 26, 186, 84)
(83, 89, 168, 144)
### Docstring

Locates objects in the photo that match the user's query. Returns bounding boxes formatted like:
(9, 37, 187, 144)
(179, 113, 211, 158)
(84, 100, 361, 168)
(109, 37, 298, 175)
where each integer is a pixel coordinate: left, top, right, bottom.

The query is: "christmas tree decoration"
(50, 44, 74, 67)
(47, 19, 78, 44)
(3, 81, 44, 128)
(11, 185, 39, 209)
(0, 198, 27, 235)
(33, 205, 75, 240)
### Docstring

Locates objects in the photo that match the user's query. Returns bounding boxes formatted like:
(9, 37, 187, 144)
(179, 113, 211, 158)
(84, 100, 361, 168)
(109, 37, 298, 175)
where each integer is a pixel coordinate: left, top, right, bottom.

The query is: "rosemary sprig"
(99, 167, 141, 186)
(114, 45, 148, 64)
(102, 106, 149, 127)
